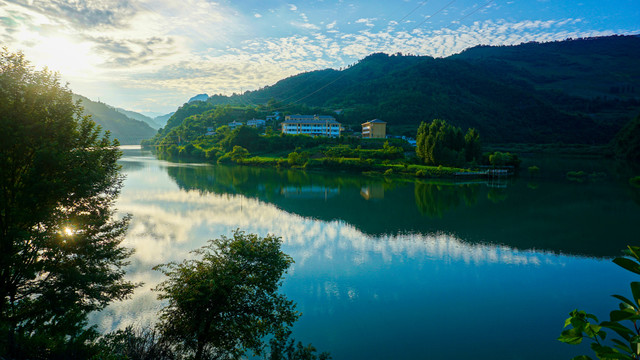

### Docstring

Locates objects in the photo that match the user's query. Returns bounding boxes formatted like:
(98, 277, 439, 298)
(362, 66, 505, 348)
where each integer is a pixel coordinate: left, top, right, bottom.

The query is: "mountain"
(153, 112, 175, 128)
(188, 94, 209, 103)
(192, 35, 640, 145)
(115, 107, 160, 129)
(73, 94, 157, 144)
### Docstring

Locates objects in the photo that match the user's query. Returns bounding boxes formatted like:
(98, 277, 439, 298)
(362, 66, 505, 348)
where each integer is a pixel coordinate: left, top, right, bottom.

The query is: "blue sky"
(1, 0, 638, 116)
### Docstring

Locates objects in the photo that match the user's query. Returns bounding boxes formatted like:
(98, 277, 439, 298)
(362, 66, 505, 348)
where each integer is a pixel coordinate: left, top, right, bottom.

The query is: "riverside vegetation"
(142, 102, 521, 178)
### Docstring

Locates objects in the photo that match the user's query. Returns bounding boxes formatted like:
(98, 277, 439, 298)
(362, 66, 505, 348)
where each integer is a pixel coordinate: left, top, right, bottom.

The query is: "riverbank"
(148, 147, 517, 181)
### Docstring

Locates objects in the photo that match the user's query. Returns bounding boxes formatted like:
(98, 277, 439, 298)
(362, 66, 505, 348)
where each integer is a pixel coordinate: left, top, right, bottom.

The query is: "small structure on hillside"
(362, 119, 387, 138)
(228, 120, 244, 130)
(247, 119, 266, 128)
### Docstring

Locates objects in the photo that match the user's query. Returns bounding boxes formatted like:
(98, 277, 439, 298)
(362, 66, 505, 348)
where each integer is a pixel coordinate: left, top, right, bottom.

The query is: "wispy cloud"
(1, 0, 636, 113)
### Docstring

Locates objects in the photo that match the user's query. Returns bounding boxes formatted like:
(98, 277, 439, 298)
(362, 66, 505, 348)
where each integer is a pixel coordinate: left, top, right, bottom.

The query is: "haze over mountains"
(72, 94, 157, 145)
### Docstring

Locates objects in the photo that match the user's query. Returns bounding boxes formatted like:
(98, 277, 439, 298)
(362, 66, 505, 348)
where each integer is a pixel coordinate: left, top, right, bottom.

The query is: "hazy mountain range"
(72, 94, 157, 145)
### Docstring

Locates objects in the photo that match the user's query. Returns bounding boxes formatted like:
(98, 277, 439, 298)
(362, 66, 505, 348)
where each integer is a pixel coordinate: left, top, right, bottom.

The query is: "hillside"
(153, 112, 174, 128)
(73, 94, 157, 144)
(187, 35, 640, 145)
(115, 107, 160, 129)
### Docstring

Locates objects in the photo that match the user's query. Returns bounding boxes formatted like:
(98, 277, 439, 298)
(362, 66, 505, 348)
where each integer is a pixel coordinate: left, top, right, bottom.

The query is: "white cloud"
(2, 0, 633, 113)
(355, 17, 376, 27)
(290, 21, 320, 31)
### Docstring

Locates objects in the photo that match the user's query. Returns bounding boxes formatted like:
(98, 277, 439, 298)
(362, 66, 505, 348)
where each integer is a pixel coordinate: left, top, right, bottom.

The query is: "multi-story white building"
(281, 115, 342, 137)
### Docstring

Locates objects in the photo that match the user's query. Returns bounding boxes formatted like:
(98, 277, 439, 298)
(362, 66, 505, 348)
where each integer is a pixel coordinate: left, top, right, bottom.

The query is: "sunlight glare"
(64, 227, 74, 237)
(27, 35, 99, 77)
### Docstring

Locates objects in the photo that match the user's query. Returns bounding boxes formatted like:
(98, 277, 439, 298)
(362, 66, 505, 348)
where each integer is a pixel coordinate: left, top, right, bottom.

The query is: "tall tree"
(153, 230, 299, 360)
(416, 119, 482, 166)
(0, 49, 136, 358)
(464, 127, 482, 163)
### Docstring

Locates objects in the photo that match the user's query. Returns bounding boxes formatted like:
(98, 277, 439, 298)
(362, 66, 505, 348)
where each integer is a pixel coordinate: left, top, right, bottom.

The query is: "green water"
(99, 146, 640, 359)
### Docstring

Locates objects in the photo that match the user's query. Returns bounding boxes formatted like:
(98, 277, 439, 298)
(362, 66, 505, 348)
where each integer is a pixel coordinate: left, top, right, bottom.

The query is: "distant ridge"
(188, 94, 209, 103)
(153, 112, 175, 128)
(115, 107, 160, 129)
(73, 94, 157, 144)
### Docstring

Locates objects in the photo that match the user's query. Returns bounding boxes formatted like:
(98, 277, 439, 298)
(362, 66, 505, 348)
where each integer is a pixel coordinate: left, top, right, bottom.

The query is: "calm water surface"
(93, 146, 640, 359)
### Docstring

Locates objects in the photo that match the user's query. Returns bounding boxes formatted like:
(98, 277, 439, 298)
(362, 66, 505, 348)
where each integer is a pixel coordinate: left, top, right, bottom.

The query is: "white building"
(281, 115, 342, 137)
(247, 119, 266, 127)
(228, 120, 243, 130)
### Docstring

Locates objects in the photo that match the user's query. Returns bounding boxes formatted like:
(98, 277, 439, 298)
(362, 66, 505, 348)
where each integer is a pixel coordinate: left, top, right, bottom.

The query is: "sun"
(27, 35, 99, 77)
(63, 227, 74, 237)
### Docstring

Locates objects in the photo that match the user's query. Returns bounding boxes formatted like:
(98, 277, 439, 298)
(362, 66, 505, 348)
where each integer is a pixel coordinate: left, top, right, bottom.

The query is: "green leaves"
(559, 246, 640, 360)
(613, 258, 640, 276)
(153, 230, 299, 360)
(1, 48, 136, 358)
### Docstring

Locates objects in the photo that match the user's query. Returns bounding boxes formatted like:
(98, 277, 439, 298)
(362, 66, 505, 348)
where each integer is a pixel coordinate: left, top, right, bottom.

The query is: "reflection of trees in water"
(414, 182, 480, 217)
(165, 163, 390, 203)
(487, 188, 508, 203)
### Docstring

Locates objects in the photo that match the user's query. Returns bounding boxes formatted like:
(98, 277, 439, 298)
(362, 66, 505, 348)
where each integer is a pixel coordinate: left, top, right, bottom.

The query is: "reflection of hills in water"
(164, 163, 639, 258)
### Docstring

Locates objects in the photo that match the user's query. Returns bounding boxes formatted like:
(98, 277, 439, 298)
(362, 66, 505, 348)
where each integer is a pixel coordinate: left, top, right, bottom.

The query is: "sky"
(1, 0, 638, 116)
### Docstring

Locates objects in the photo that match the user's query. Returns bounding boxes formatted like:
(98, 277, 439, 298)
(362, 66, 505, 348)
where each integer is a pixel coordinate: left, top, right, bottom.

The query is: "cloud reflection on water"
(93, 185, 565, 332)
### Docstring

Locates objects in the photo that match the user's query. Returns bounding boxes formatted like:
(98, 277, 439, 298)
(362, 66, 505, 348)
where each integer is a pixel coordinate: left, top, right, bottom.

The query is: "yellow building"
(361, 119, 387, 138)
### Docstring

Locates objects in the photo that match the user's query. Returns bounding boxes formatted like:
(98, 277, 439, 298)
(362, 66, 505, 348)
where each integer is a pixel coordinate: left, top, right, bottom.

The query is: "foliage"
(266, 330, 331, 360)
(614, 113, 640, 164)
(416, 119, 481, 166)
(485, 151, 521, 167)
(153, 230, 299, 360)
(559, 245, 640, 360)
(94, 326, 176, 360)
(0, 49, 136, 357)
(229, 145, 250, 162)
(287, 151, 310, 166)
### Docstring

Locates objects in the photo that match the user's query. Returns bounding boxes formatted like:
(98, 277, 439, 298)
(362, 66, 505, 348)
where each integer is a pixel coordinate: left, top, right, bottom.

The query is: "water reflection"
(95, 148, 640, 360)
(414, 182, 479, 217)
(158, 160, 638, 257)
(99, 185, 564, 333)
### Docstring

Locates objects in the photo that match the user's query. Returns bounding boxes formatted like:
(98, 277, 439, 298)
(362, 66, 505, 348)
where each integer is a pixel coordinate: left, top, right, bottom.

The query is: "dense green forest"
(159, 35, 639, 145)
(72, 94, 157, 144)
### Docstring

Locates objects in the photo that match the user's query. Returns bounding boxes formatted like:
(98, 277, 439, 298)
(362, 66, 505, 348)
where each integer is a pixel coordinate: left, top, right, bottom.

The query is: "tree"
(415, 119, 475, 166)
(464, 128, 482, 163)
(559, 245, 640, 359)
(229, 145, 250, 162)
(0, 49, 136, 357)
(153, 230, 299, 360)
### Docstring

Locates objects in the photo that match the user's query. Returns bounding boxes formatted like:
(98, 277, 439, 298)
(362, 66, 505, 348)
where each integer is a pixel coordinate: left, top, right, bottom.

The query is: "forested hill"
(199, 35, 640, 144)
(73, 94, 157, 145)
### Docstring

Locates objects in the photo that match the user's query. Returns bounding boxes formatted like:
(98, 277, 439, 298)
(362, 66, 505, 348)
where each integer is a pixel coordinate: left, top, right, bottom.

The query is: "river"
(92, 145, 640, 359)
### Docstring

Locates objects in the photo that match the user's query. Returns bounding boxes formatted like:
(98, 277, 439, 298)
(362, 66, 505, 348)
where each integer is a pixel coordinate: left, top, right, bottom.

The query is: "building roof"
(282, 119, 340, 124)
(362, 119, 386, 125)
